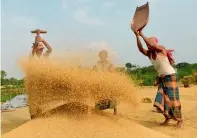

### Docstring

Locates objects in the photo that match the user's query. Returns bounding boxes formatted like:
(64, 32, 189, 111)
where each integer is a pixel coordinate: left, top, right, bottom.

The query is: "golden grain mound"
(20, 59, 138, 117)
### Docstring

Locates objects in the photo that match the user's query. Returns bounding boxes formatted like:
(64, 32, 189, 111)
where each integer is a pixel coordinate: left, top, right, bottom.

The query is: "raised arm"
(41, 39, 52, 57)
(139, 31, 150, 45)
(134, 31, 148, 56)
(31, 38, 39, 57)
(139, 31, 164, 52)
(34, 36, 41, 46)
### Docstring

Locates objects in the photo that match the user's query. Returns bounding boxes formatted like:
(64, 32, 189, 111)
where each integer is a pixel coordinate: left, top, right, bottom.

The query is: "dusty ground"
(1, 108, 31, 134)
(1, 86, 197, 138)
(124, 85, 197, 138)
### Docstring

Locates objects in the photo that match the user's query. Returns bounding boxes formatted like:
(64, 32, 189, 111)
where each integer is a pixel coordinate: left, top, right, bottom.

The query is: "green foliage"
(130, 66, 157, 86)
(125, 63, 132, 69)
(1, 93, 19, 102)
(1, 70, 7, 79)
(191, 63, 197, 70)
(1, 88, 25, 102)
(176, 62, 193, 79)
(1, 70, 25, 87)
(125, 63, 137, 69)
(117, 62, 197, 86)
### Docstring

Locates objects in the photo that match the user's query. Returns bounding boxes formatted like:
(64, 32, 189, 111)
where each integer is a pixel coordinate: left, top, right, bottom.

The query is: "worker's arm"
(42, 39, 52, 57)
(34, 36, 41, 46)
(134, 31, 148, 56)
(31, 35, 41, 56)
(139, 31, 164, 52)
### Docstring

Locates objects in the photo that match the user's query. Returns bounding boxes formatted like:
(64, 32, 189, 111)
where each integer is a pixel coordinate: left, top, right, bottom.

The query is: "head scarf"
(151, 37, 175, 65)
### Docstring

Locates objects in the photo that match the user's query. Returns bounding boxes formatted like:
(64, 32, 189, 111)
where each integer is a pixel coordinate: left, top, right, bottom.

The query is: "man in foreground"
(132, 27, 183, 128)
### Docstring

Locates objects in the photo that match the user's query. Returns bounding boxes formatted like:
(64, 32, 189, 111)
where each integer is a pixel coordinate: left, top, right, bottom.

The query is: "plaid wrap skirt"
(154, 74, 182, 121)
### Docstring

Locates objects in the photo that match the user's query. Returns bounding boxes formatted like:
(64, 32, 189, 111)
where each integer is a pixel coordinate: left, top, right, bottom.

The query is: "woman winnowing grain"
(132, 26, 183, 128)
(93, 50, 117, 115)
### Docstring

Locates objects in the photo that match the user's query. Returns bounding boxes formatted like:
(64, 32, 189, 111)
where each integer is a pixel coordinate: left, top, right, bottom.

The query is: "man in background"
(93, 50, 117, 115)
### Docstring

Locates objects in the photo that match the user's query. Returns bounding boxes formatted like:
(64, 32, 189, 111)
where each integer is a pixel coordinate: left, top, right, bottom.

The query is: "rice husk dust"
(20, 58, 139, 117)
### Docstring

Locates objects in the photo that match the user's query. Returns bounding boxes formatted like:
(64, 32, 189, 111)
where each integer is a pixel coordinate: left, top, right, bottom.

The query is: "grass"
(1, 88, 25, 102)
(1, 93, 20, 102)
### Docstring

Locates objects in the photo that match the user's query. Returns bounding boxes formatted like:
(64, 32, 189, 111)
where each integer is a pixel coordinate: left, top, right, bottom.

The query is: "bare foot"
(160, 119, 170, 126)
(176, 121, 183, 128)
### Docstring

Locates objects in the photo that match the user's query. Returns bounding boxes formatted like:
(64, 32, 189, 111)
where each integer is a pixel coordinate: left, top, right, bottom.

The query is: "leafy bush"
(118, 62, 197, 86)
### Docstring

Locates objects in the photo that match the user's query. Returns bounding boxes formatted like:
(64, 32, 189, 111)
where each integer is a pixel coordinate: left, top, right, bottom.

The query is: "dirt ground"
(1, 86, 197, 138)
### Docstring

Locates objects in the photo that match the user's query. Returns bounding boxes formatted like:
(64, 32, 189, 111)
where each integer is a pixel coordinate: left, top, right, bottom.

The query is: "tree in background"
(1, 70, 25, 87)
(1, 70, 8, 85)
(176, 62, 193, 79)
(9, 77, 18, 85)
(122, 62, 197, 86)
(125, 63, 137, 74)
(1, 70, 7, 79)
(125, 63, 132, 69)
(125, 63, 132, 74)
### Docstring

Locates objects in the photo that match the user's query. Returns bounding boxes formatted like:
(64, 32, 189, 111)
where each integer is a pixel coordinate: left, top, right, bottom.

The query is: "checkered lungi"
(154, 74, 182, 121)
